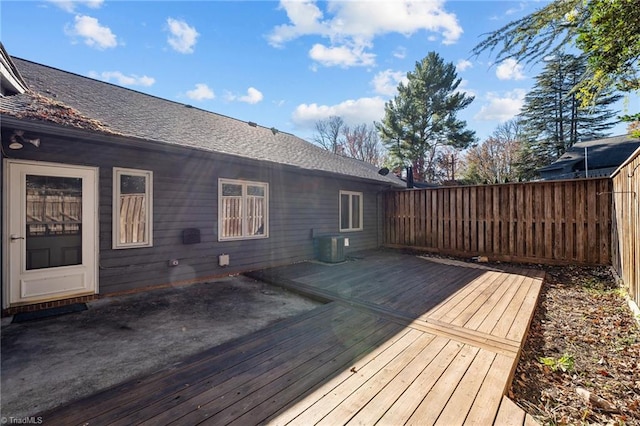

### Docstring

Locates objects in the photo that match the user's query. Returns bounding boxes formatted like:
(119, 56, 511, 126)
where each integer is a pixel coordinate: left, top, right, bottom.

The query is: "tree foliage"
(473, 0, 584, 65)
(473, 0, 639, 107)
(434, 146, 464, 184)
(313, 116, 345, 154)
(461, 119, 523, 184)
(517, 54, 620, 178)
(575, 0, 640, 104)
(342, 123, 384, 167)
(312, 116, 385, 166)
(377, 51, 475, 182)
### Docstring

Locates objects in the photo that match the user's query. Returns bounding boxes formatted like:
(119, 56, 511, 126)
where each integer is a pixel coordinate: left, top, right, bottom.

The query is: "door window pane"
(26, 175, 82, 270)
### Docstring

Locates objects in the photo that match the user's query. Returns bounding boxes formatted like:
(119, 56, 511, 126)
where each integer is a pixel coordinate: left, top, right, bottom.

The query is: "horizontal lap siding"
(384, 179, 612, 265)
(10, 136, 387, 294)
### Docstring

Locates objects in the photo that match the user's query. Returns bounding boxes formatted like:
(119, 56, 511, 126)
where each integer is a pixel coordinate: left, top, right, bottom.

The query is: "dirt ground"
(0, 275, 321, 419)
(509, 265, 640, 425)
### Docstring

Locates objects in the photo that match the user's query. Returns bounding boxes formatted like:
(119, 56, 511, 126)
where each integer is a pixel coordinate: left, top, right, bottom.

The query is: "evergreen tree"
(472, 0, 639, 107)
(377, 52, 475, 182)
(517, 54, 620, 177)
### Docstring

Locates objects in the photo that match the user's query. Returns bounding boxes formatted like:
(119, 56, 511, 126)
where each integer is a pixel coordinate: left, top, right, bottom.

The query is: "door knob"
(10, 234, 25, 241)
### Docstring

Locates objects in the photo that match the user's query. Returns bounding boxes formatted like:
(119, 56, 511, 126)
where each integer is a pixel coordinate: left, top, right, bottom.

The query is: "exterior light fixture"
(9, 131, 24, 149)
(8, 130, 40, 149)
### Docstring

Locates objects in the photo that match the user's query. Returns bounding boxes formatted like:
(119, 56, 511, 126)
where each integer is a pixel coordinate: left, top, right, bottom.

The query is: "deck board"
(342, 335, 451, 426)
(313, 330, 435, 426)
(38, 249, 543, 425)
(494, 396, 527, 425)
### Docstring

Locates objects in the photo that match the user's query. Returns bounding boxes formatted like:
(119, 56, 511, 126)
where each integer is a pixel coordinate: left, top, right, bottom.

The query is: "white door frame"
(3, 159, 99, 308)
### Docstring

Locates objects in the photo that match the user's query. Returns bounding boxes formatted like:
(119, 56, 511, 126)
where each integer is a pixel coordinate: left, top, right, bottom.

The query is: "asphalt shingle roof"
(537, 135, 640, 174)
(3, 57, 402, 187)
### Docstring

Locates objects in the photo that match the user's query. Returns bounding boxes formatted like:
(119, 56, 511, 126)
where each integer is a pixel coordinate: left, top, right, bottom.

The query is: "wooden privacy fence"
(611, 148, 640, 307)
(384, 178, 612, 265)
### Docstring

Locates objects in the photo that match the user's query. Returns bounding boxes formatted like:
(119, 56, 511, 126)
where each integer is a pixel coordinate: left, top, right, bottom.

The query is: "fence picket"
(383, 178, 612, 265)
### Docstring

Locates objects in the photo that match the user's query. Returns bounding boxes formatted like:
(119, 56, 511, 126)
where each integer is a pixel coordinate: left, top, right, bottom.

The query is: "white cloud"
(393, 46, 406, 59)
(291, 96, 386, 129)
(166, 18, 199, 54)
(474, 89, 526, 122)
(186, 83, 215, 101)
(65, 15, 117, 49)
(268, 0, 462, 68)
(495, 58, 526, 80)
(268, 1, 326, 47)
(456, 59, 473, 72)
(309, 43, 375, 68)
(88, 71, 155, 86)
(371, 69, 407, 96)
(230, 87, 264, 104)
(48, 0, 103, 13)
(506, 3, 526, 15)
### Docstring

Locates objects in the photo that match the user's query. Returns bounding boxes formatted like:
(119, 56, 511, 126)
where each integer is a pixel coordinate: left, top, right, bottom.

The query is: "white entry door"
(6, 160, 98, 306)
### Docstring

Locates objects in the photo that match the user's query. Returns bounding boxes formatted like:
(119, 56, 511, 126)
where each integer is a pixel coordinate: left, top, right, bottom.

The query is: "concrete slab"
(0, 275, 321, 419)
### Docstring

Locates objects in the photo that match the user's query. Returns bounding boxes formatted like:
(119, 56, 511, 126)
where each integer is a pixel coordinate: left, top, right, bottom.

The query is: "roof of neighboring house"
(537, 134, 640, 180)
(0, 55, 403, 187)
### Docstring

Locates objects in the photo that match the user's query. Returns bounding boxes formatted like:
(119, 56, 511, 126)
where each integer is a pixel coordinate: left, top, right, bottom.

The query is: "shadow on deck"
(39, 249, 544, 425)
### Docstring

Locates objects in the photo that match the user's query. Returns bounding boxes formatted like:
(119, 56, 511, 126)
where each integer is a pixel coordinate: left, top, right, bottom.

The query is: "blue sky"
(2, 0, 637, 144)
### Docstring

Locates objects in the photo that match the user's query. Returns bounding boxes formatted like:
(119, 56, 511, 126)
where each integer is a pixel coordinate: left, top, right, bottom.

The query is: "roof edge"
(611, 143, 640, 178)
(0, 43, 28, 95)
(1, 115, 403, 187)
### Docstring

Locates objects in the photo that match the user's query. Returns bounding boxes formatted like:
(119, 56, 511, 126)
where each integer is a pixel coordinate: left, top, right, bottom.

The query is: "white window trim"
(112, 167, 153, 249)
(339, 190, 363, 232)
(218, 178, 269, 241)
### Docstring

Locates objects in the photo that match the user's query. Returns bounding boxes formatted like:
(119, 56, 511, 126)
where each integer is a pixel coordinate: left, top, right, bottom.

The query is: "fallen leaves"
(0, 91, 119, 135)
(576, 387, 620, 413)
(510, 265, 640, 425)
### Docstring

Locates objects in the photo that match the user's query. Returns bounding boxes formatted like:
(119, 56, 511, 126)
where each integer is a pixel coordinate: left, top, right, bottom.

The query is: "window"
(340, 190, 363, 232)
(219, 179, 268, 241)
(113, 168, 153, 249)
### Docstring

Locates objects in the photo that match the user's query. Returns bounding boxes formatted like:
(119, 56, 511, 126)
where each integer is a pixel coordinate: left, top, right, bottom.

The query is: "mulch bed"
(509, 265, 640, 425)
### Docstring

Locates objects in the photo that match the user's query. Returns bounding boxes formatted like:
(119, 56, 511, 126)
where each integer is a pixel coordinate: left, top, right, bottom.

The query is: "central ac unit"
(317, 235, 346, 263)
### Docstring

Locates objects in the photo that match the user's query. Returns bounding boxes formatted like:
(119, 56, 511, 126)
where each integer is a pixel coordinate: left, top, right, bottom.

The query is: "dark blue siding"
(6, 134, 390, 294)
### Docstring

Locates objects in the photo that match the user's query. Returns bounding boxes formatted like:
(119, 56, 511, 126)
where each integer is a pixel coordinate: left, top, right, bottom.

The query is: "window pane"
(247, 185, 265, 197)
(219, 180, 268, 240)
(26, 175, 82, 269)
(113, 169, 152, 248)
(352, 194, 361, 229)
(222, 183, 242, 196)
(119, 193, 147, 244)
(120, 175, 146, 194)
(221, 197, 243, 238)
(247, 197, 265, 235)
(340, 194, 350, 229)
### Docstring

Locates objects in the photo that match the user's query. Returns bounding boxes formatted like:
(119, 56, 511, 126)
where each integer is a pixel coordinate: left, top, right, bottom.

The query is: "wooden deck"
(39, 250, 544, 425)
